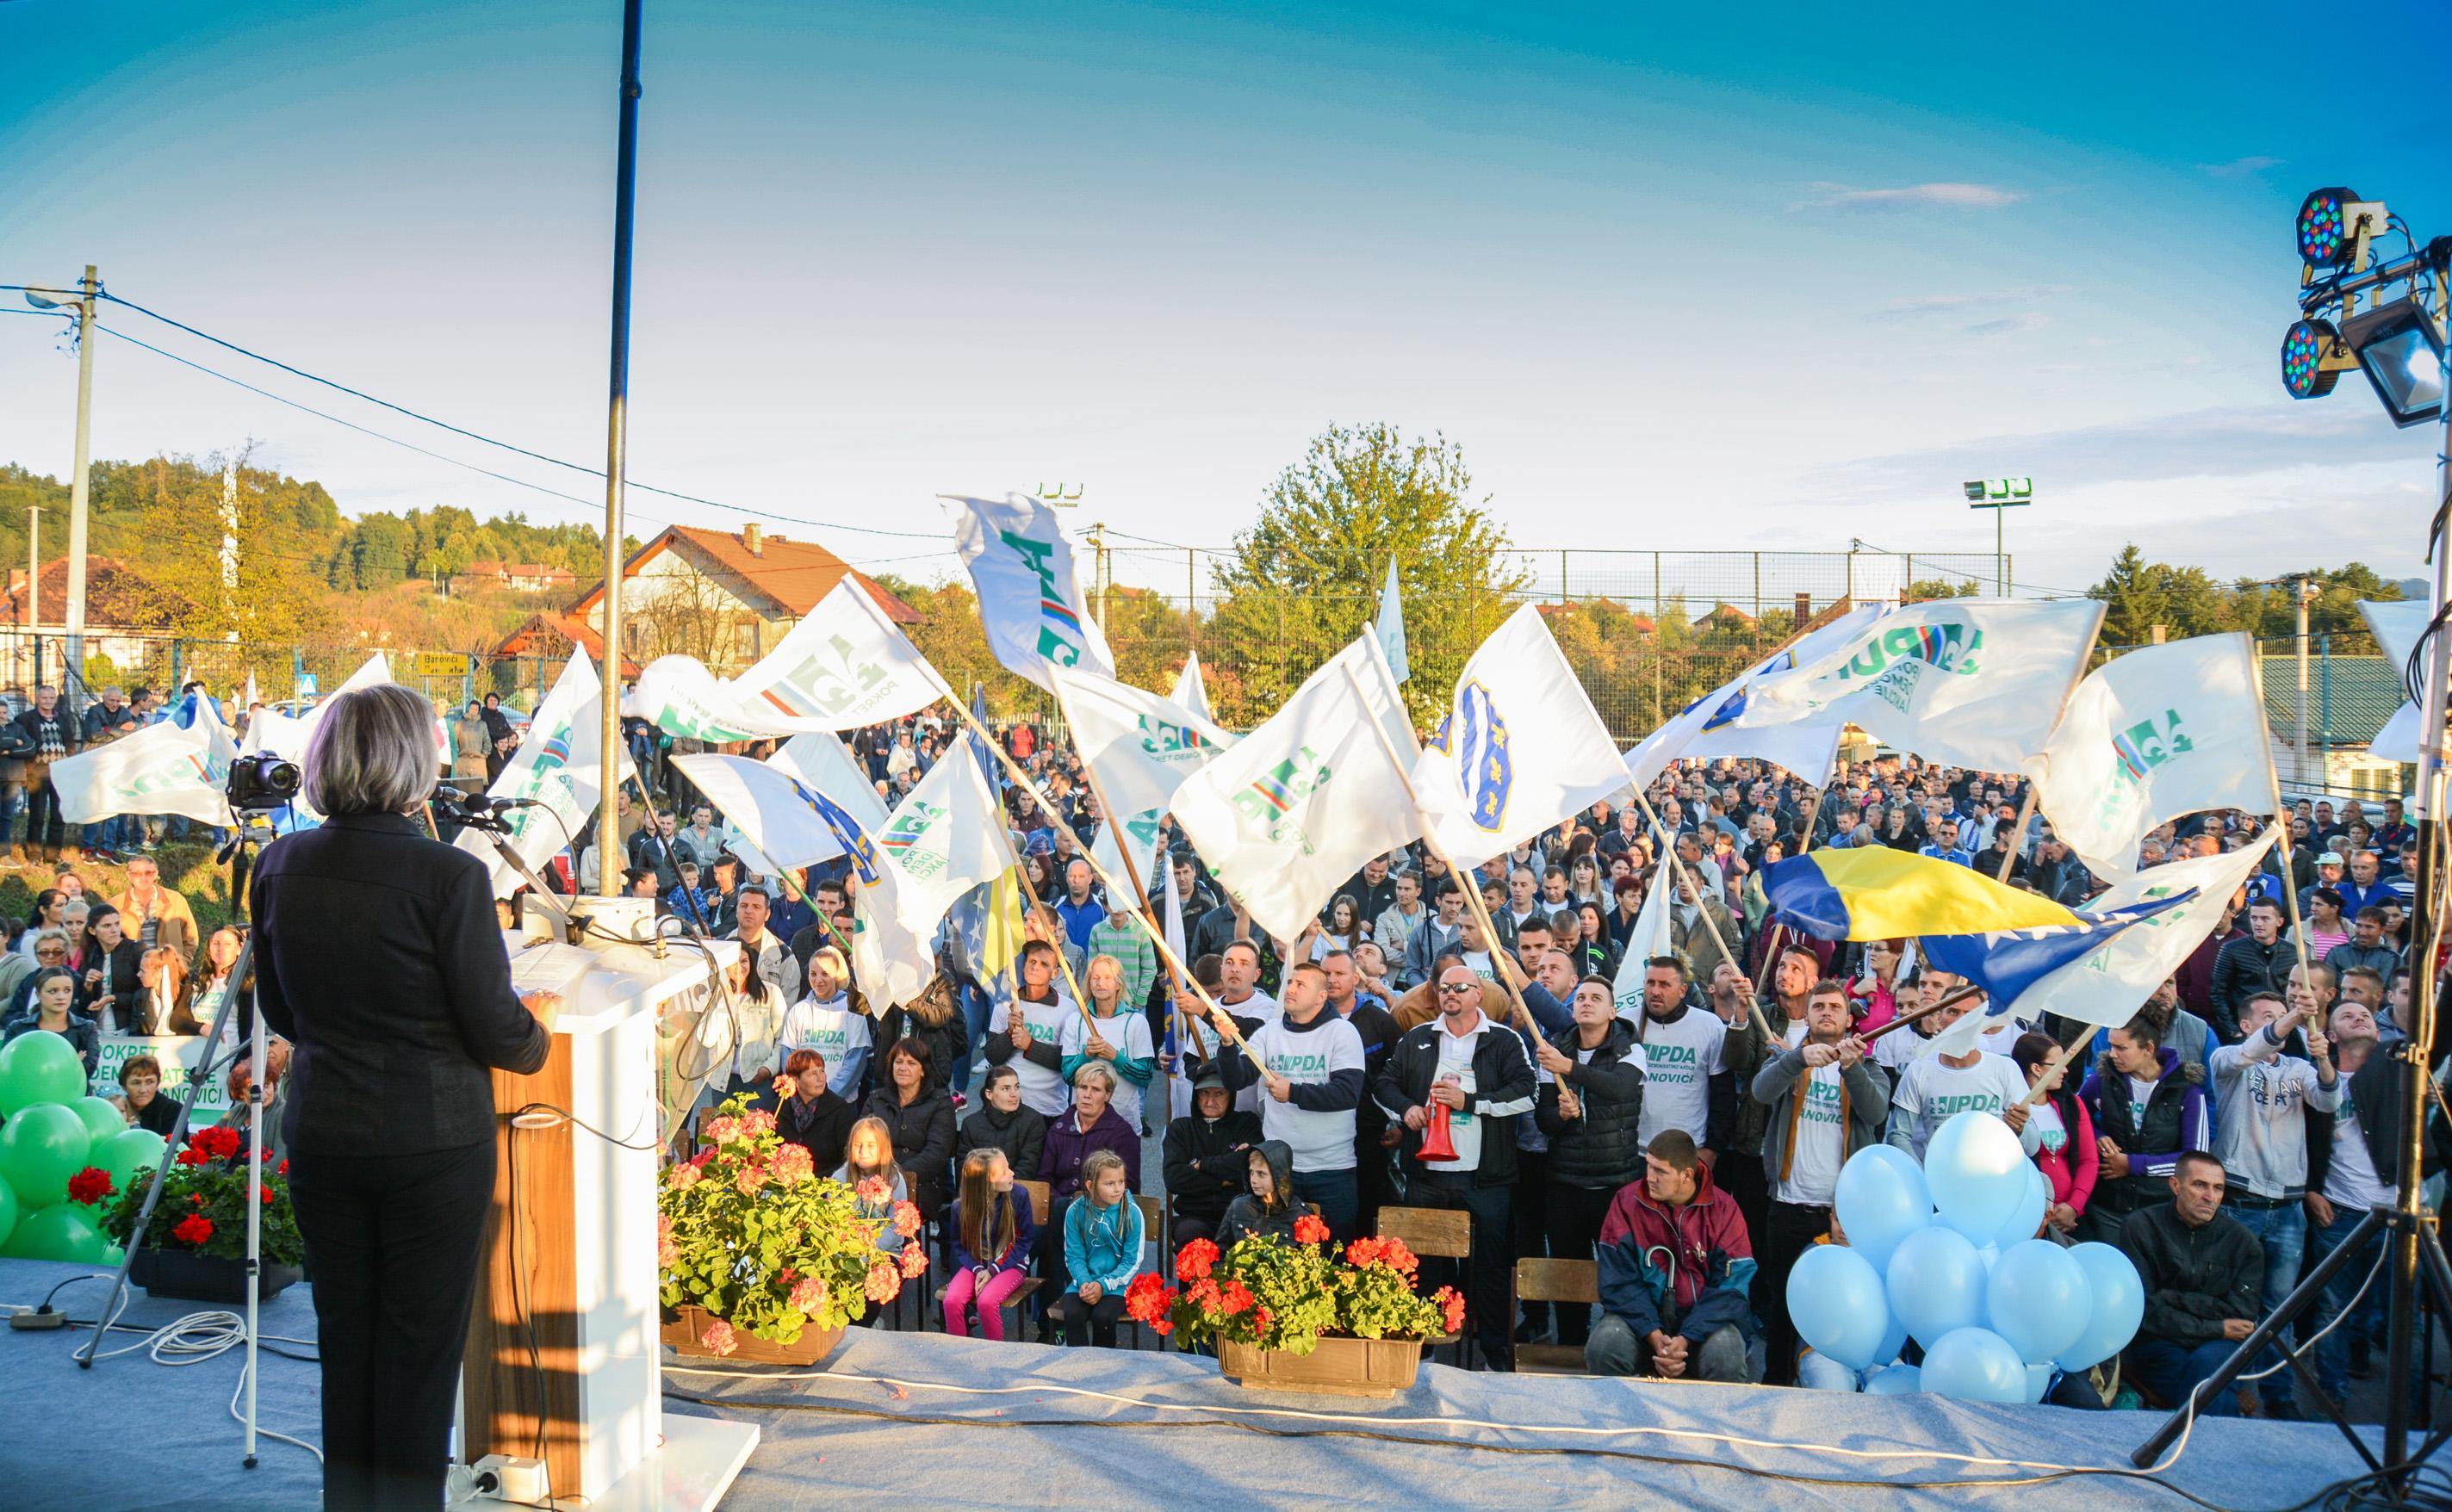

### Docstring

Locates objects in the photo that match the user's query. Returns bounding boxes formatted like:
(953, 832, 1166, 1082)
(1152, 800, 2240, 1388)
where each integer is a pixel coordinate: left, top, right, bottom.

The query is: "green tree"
(1903, 577, 1980, 602)
(2088, 544, 2235, 646)
(119, 447, 334, 641)
(1207, 424, 1526, 723)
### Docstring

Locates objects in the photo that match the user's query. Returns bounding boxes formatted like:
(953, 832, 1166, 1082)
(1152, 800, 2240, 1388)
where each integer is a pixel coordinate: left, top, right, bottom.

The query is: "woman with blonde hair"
(1059, 954, 1156, 1132)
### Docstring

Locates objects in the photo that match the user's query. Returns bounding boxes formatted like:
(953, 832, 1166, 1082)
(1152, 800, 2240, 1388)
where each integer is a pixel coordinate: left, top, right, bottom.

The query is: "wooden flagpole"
(1623, 784, 1781, 1042)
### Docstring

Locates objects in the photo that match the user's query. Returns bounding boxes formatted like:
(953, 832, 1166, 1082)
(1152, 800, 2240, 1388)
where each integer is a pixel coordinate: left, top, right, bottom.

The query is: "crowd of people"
(584, 709, 2444, 1418)
(5, 676, 2438, 1422)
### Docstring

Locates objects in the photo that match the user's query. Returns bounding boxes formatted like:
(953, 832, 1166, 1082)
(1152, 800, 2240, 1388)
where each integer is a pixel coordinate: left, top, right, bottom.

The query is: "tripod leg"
(2131, 1207, 2392, 1469)
(76, 933, 258, 1367)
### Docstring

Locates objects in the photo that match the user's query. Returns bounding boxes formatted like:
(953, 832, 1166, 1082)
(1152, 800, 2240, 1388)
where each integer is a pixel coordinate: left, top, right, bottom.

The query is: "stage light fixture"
(2297, 186, 2385, 270)
(2280, 317, 2352, 400)
(2337, 296, 2447, 427)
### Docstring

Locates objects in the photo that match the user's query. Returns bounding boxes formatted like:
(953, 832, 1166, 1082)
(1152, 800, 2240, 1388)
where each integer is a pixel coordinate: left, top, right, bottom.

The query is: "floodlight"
(2337, 297, 2446, 427)
(2280, 317, 2352, 400)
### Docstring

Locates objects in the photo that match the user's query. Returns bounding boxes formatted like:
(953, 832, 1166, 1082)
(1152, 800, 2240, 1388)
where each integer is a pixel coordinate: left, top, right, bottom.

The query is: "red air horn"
(1418, 1100, 1459, 1162)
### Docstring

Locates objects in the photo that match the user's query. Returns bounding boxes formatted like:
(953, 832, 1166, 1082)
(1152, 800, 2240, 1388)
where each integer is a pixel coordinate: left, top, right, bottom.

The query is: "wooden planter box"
(661, 1304, 843, 1366)
(1217, 1335, 1424, 1398)
(132, 1249, 303, 1304)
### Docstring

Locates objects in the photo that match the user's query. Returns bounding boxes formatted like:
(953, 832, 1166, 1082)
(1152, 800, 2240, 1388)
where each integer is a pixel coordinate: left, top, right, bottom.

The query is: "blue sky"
(2, 0, 2446, 598)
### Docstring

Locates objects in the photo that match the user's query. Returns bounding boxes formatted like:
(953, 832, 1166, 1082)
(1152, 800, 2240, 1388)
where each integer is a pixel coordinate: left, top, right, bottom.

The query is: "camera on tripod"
(226, 753, 301, 812)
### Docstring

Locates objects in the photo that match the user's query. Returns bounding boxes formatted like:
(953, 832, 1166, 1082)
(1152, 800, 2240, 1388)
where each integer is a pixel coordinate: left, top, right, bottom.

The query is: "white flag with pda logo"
(852, 751, 1009, 1007)
(1052, 666, 1238, 822)
(949, 493, 1117, 693)
(1737, 598, 2104, 773)
(1411, 604, 1630, 874)
(53, 697, 237, 826)
(630, 579, 947, 741)
(454, 648, 634, 895)
(2014, 834, 2277, 1029)
(1170, 635, 1418, 941)
(2024, 634, 2273, 880)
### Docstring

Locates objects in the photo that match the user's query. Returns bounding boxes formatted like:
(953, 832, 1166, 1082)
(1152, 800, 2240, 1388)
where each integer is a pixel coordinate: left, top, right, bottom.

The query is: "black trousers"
(24, 779, 65, 851)
(1407, 1168, 1515, 1371)
(1512, 1149, 1552, 1334)
(289, 1139, 497, 1512)
(1543, 1183, 1618, 1347)
(1759, 1199, 1830, 1387)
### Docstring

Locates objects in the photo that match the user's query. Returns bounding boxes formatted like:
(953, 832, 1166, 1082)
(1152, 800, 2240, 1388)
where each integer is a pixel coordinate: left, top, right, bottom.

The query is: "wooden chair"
(1377, 1205, 1473, 1366)
(1512, 1259, 1599, 1375)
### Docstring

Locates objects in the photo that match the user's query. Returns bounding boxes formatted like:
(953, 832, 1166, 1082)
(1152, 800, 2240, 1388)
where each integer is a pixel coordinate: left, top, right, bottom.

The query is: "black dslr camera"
(227, 753, 302, 812)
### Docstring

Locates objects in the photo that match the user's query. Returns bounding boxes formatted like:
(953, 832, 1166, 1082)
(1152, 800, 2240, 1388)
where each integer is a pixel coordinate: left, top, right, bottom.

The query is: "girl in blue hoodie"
(1052, 1149, 1145, 1348)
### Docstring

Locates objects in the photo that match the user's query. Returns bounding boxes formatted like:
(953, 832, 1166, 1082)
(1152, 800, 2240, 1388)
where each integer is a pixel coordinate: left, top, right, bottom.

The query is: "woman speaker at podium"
(252, 684, 561, 1510)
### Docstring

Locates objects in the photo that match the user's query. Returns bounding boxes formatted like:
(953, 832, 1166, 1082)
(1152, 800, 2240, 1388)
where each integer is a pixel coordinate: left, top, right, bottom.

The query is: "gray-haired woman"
(251, 682, 562, 1511)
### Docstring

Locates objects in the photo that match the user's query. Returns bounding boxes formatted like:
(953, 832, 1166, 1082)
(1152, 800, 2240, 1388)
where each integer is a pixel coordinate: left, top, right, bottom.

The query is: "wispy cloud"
(1795, 181, 2024, 212)
(1965, 312, 2050, 338)
(2202, 155, 2284, 179)
(1879, 285, 2076, 319)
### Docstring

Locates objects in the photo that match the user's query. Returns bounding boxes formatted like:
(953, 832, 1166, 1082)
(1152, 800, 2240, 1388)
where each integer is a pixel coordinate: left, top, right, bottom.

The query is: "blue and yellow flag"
(1762, 847, 2082, 942)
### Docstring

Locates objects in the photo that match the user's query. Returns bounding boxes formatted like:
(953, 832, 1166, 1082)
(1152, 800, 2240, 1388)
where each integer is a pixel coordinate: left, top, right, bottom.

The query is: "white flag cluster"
(1621, 604, 1885, 790)
(949, 493, 1116, 693)
(628, 579, 947, 741)
(2025, 634, 2275, 880)
(455, 648, 635, 895)
(1058, 665, 1238, 889)
(1412, 604, 1629, 874)
(1171, 636, 1418, 942)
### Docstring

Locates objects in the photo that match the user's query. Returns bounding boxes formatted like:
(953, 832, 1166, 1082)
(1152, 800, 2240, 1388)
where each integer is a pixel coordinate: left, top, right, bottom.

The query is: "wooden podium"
(459, 925, 757, 1509)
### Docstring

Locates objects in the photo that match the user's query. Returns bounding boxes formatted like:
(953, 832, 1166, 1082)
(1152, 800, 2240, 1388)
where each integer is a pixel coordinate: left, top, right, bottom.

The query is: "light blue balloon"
(1976, 1242, 2001, 1275)
(1788, 1243, 1892, 1372)
(1987, 1240, 2089, 1365)
(1834, 1144, 1933, 1272)
(2056, 1242, 2146, 1372)
(1873, 1309, 1909, 1369)
(1990, 1162, 2050, 1250)
(1926, 1112, 2027, 1242)
(1865, 1363, 1923, 1396)
(2024, 1362, 2054, 1404)
(1885, 1224, 1987, 1348)
(1921, 1326, 2029, 1404)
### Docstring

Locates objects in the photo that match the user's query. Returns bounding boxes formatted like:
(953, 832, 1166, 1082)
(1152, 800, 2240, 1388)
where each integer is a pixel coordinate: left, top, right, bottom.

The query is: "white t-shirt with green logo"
(1245, 1014, 1367, 1174)
(1776, 1061, 1847, 1206)
(1889, 1051, 2029, 1162)
(1635, 1008, 1726, 1153)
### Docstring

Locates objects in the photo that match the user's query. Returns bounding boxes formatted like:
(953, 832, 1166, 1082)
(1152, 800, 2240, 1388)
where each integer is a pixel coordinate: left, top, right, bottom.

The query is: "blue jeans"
(952, 982, 994, 1095)
(2307, 1204, 2386, 1408)
(2226, 1199, 2307, 1407)
(2129, 1338, 2243, 1416)
(1293, 1168, 1359, 1247)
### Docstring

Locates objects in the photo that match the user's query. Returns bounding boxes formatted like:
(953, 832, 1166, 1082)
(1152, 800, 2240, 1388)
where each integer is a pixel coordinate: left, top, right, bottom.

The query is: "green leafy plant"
(656, 1092, 924, 1354)
(1129, 1216, 1462, 1357)
(98, 1123, 304, 1266)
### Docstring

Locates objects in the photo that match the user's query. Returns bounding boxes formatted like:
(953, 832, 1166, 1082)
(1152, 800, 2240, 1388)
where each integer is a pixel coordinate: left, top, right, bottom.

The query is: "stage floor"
(0, 1259, 2405, 1510)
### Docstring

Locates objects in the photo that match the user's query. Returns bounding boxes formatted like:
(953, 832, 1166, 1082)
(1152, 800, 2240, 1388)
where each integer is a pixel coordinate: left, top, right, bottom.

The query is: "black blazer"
(252, 811, 549, 1156)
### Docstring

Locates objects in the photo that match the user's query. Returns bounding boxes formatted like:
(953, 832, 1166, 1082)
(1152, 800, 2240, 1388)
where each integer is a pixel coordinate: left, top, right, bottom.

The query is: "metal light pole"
(1960, 476, 2031, 596)
(595, 0, 644, 897)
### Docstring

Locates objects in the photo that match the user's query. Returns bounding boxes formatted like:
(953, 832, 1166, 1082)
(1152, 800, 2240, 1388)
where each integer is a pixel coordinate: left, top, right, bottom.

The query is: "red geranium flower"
(65, 1167, 114, 1206)
(897, 1244, 928, 1279)
(1293, 1213, 1330, 1245)
(172, 1214, 214, 1246)
(1176, 1237, 1220, 1280)
(891, 1201, 923, 1240)
(1125, 1273, 1176, 1325)
(1434, 1286, 1466, 1335)
(276, 1159, 289, 1176)
(1219, 1280, 1255, 1317)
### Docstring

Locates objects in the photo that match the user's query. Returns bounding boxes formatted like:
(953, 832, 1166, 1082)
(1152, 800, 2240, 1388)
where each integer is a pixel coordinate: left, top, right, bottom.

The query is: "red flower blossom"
(190, 1125, 243, 1161)
(1125, 1273, 1176, 1325)
(891, 1201, 922, 1240)
(1176, 1237, 1220, 1280)
(1434, 1286, 1466, 1335)
(175, 1148, 207, 1168)
(65, 1167, 114, 1206)
(1188, 1277, 1223, 1312)
(276, 1159, 289, 1176)
(864, 1261, 901, 1304)
(172, 1214, 214, 1246)
(1293, 1213, 1330, 1245)
(1219, 1280, 1255, 1317)
(667, 1162, 703, 1191)
(897, 1244, 928, 1279)
(1252, 1307, 1271, 1332)
(769, 1143, 815, 1186)
(700, 1319, 737, 1357)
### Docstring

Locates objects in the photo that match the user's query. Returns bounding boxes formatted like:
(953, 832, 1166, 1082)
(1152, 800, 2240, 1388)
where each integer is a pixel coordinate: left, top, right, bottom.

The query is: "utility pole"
(65, 265, 96, 710)
(1086, 521, 1110, 632)
(595, 0, 644, 897)
(220, 456, 240, 641)
(24, 505, 38, 696)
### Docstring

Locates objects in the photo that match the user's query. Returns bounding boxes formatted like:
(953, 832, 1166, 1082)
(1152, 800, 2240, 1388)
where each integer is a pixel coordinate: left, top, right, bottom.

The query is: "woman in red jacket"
(2014, 1032, 2098, 1237)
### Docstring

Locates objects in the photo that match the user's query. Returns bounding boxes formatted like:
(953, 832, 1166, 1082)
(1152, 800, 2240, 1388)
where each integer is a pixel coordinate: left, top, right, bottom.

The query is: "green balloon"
(0, 1177, 18, 1251)
(70, 1096, 127, 1145)
(0, 1204, 104, 1262)
(0, 1105, 94, 1208)
(0, 1033, 87, 1117)
(101, 1242, 124, 1264)
(96, 1128, 167, 1190)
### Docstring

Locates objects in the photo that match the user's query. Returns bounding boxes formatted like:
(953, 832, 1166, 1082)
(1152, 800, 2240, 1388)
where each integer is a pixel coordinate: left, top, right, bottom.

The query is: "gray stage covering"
(0, 1258, 2398, 1510)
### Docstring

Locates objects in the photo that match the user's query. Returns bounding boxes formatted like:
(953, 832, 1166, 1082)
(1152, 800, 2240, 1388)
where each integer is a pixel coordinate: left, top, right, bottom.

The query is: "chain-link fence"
(0, 629, 568, 716)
